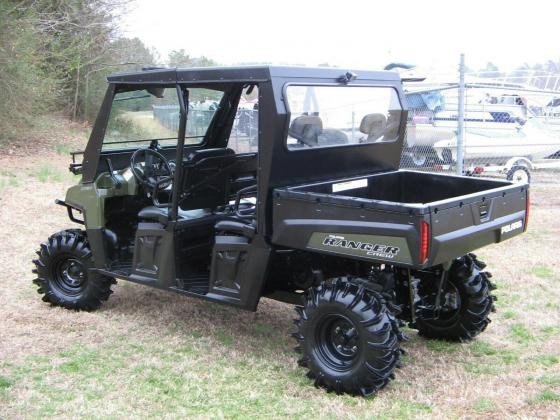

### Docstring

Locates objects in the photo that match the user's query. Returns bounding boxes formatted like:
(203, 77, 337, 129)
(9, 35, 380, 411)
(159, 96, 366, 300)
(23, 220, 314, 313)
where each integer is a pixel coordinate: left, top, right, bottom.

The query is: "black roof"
(106, 65, 400, 85)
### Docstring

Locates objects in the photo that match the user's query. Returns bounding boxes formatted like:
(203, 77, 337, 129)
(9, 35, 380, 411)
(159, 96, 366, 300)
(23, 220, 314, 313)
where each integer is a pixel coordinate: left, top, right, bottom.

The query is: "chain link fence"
(400, 58, 560, 183)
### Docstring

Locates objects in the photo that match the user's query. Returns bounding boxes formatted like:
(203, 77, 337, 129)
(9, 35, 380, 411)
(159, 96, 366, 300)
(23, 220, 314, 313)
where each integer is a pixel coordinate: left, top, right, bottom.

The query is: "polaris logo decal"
(501, 220, 523, 234)
(322, 235, 400, 259)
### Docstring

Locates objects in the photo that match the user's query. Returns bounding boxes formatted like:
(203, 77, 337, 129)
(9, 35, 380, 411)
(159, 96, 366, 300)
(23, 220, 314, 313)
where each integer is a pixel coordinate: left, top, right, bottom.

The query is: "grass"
(502, 309, 518, 319)
(500, 351, 520, 365)
(537, 374, 560, 386)
(473, 398, 496, 412)
(33, 165, 65, 182)
(425, 339, 459, 353)
(540, 324, 560, 338)
(0, 376, 12, 389)
(381, 400, 433, 418)
(215, 329, 235, 347)
(54, 143, 71, 156)
(0, 127, 560, 418)
(32, 164, 79, 183)
(0, 170, 19, 190)
(509, 323, 536, 344)
(5, 341, 322, 418)
(531, 265, 555, 279)
(529, 390, 560, 404)
(531, 354, 559, 367)
(462, 361, 503, 376)
(469, 341, 497, 357)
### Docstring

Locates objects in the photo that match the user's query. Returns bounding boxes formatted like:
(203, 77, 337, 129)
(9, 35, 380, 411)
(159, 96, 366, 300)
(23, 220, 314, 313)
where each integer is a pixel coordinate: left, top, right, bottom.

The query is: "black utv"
(33, 66, 529, 396)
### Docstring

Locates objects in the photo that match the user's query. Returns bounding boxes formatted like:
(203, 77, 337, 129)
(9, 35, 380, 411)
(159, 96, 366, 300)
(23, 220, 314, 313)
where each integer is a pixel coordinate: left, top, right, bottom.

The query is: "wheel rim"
(512, 169, 529, 183)
(315, 314, 360, 371)
(52, 257, 87, 295)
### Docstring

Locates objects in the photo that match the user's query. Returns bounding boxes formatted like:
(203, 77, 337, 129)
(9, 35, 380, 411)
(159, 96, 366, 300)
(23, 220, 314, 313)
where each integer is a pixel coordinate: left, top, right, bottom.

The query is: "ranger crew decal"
(307, 233, 412, 264)
(322, 235, 400, 259)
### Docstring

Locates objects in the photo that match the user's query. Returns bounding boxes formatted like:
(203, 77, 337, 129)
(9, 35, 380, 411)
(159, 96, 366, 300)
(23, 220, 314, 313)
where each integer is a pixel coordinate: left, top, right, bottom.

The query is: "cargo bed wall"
(286, 170, 510, 204)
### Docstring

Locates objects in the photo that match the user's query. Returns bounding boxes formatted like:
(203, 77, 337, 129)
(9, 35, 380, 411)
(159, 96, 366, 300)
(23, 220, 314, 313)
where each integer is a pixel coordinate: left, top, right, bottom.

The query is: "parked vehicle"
(432, 118, 560, 182)
(544, 97, 560, 117)
(33, 66, 529, 396)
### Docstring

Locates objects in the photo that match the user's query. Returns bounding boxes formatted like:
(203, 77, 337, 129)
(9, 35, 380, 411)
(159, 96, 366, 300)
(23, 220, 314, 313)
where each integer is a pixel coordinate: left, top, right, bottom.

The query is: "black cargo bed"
(272, 170, 528, 268)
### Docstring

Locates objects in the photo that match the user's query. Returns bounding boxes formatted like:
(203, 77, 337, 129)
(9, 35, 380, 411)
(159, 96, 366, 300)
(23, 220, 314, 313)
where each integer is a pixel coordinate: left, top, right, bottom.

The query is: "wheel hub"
(316, 314, 360, 370)
(62, 259, 85, 286)
(54, 258, 86, 292)
(330, 322, 358, 357)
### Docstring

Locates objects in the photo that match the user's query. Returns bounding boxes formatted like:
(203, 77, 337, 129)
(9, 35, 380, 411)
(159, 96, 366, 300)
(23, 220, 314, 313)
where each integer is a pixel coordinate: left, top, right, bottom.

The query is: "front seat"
(138, 206, 210, 225)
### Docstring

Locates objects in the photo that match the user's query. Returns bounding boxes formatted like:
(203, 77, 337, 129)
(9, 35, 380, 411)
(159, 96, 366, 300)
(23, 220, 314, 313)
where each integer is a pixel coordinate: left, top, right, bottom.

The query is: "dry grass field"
(0, 119, 558, 418)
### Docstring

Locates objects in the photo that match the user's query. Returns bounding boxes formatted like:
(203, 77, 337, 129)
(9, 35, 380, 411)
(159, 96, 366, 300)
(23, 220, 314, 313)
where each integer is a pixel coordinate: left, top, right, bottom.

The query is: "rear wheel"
(292, 277, 400, 396)
(32, 230, 115, 310)
(507, 165, 531, 183)
(414, 254, 496, 341)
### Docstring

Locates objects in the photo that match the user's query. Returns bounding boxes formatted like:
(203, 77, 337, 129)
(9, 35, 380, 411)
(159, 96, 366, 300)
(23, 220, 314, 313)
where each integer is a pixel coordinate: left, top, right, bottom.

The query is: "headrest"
(186, 148, 234, 162)
(288, 115, 323, 145)
(359, 113, 387, 141)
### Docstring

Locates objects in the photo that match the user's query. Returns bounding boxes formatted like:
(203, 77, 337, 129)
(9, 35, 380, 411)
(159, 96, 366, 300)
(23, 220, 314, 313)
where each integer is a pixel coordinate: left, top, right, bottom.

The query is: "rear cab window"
(285, 85, 402, 150)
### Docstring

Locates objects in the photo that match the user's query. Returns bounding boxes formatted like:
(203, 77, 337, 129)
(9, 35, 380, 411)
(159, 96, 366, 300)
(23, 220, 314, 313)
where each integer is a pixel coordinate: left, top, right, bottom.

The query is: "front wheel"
(292, 277, 401, 396)
(32, 230, 115, 310)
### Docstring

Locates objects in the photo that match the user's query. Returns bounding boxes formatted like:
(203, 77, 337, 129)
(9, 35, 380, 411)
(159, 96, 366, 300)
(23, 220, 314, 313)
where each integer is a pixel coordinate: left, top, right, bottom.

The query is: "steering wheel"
(130, 148, 173, 193)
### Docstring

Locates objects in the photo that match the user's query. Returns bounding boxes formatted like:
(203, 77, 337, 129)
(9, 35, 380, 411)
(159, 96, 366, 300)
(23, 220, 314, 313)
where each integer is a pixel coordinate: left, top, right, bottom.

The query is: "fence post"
(457, 53, 466, 175)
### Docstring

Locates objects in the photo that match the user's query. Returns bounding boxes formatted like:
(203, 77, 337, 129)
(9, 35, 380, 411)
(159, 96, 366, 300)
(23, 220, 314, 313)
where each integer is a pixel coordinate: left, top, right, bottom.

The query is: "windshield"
(286, 85, 402, 150)
(102, 87, 224, 150)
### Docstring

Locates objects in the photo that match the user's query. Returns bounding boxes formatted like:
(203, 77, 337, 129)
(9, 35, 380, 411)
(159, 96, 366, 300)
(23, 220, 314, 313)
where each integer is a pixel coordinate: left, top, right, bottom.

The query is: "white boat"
(405, 91, 527, 148)
(432, 119, 560, 164)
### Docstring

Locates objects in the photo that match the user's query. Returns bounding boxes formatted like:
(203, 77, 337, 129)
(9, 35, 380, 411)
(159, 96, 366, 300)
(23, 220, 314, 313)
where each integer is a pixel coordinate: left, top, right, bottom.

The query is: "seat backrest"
(179, 148, 252, 210)
(288, 115, 323, 147)
(360, 113, 387, 142)
(180, 148, 237, 210)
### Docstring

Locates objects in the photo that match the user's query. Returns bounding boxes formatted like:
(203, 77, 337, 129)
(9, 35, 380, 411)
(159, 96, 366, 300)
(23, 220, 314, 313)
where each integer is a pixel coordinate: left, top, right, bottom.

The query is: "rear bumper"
(429, 210, 525, 266)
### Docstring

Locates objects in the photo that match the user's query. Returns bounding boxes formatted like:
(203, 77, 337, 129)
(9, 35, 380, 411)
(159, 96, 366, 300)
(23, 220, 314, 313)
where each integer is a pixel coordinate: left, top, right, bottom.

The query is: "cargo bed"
(272, 170, 529, 268)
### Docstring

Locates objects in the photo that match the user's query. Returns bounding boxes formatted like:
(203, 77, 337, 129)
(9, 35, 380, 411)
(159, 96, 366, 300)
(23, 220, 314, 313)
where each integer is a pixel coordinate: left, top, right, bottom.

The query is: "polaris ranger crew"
(33, 66, 529, 396)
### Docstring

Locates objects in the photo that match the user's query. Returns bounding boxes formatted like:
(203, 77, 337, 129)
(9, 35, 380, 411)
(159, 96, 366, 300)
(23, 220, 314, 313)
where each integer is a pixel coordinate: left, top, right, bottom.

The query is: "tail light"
(420, 221, 430, 264)
(524, 190, 530, 231)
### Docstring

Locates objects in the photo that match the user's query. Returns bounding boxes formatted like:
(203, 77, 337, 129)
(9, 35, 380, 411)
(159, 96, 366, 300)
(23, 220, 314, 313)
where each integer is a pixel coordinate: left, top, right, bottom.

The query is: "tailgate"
(428, 183, 529, 266)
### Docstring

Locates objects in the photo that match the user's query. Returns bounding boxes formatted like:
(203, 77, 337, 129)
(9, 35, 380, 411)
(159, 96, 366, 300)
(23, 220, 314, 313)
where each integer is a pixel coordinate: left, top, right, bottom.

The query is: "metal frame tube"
(456, 54, 466, 176)
(170, 84, 188, 221)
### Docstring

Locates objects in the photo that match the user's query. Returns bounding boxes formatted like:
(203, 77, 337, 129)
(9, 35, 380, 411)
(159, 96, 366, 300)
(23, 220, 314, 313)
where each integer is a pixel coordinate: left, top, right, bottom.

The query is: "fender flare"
(503, 156, 533, 172)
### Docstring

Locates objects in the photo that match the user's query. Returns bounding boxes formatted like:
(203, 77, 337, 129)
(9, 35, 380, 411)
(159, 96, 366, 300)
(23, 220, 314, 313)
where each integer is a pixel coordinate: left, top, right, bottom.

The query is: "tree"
(479, 62, 502, 78)
(167, 50, 220, 102)
(168, 49, 218, 68)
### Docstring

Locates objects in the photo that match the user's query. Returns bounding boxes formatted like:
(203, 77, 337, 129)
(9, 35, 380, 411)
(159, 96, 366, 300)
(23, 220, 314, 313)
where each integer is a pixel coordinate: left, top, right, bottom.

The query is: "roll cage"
(80, 66, 407, 236)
